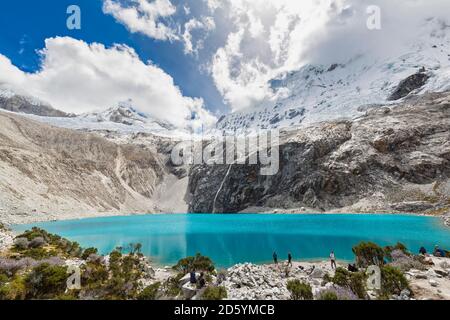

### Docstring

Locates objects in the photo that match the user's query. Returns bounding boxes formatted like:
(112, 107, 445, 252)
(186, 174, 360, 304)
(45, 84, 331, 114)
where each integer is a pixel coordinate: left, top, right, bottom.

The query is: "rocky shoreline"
(222, 259, 450, 300)
(444, 213, 450, 227)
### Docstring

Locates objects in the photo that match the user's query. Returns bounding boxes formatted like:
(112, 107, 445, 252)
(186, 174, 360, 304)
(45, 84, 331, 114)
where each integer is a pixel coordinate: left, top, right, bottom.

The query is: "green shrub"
(0, 276, 27, 300)
(317, 291, 338, 300)
(379, 266, 409, 299)
(173, 253, 215, 274)
(56, 293, 79, 300)
(384, 243, 409, 260)
(81, 261, 109, 288)
(23, 248, 54, 260)
(137, 282, 161, 300)
(202, 286, 227, 300)
(286, 280, 313, 300)
(352, 242, 385, 268)
(81, 247, 99, 260)
(103, 252, 142, 299)
(25, 263, 68, 299)
(0, 274, 9, 285)
(332, 268, 367, 299)
(127, 243, 142, 255)
(162, 274, 183, 298)
(14, 228, 81, 258)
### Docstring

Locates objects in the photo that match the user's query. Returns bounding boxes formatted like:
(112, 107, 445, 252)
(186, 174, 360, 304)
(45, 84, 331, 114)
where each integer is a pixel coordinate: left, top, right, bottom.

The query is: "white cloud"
(207, 0, 450, 111)
(182, 17, 216, 56)
(204, 0, 221, 13)
(102, 0, 178, 41)
(0, 37, 216, 130)
(103, 0, 216, 57)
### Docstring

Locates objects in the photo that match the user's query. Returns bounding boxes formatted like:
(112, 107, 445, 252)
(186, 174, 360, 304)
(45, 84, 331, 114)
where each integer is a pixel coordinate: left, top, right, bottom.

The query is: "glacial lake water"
(13, 214, 450, 267)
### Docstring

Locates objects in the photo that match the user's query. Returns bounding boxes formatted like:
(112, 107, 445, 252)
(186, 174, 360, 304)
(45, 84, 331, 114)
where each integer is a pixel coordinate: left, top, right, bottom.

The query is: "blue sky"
(0, 0, 227, 114)
(0, 0, 447, 129)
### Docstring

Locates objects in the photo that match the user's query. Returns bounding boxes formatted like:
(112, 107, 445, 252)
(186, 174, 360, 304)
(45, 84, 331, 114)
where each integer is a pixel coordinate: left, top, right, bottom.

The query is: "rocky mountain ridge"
(188, 91, 450, 215)
(0, 110, 180, 224)
(0, 91, 73, 118)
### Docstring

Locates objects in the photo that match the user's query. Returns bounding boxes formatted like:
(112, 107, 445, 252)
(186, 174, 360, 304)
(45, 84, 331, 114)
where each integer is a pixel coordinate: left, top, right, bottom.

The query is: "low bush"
(379, 265, 409, 299)
(389, 250, 427, 272)
(13, 238, 29, 250)
(81, 261, 109, 288)
(317, 290, 338, 300)
(25, 263, 68, 299)
(161, 274, 184, 298)
(0, 276, 27, 300)
(13, 228, 81, 259)
(286, 280, 313, 300)
(384, 243, 409, 260)
(202, 286, 227, 300)
(332, 268, 367, 299)
(137, 282, 161, 300)
(317, 286, 358, 300)
(28, 237, 46, 249)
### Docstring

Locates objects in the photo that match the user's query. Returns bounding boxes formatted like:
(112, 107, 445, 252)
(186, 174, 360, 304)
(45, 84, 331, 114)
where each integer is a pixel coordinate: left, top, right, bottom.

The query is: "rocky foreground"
(221, 259, 450, 301)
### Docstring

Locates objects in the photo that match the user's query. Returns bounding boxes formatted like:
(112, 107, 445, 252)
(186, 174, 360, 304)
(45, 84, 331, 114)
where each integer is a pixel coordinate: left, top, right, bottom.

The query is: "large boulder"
(388, 72, 430, 101)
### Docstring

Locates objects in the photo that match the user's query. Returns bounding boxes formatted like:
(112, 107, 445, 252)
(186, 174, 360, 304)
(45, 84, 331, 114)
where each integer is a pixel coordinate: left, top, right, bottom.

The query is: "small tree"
(352, 242, 385, 268)
(173, 253, 215, 274)
(286, 280, 313, 300)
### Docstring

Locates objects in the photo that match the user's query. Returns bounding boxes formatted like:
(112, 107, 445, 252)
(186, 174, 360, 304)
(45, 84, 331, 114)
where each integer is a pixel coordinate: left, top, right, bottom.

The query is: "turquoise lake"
(13, 214, 450, 267)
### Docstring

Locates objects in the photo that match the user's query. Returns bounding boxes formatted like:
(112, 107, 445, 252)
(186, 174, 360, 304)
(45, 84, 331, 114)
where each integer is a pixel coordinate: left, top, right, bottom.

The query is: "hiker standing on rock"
(330, 251, 337, 270)
(287, 252, 292, 267)
(273, 251, 278, 265)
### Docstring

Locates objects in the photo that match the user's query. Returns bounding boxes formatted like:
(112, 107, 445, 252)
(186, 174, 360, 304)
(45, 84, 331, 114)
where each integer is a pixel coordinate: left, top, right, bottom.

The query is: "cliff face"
(188, 92, 450, 214)
(0, 111, 168, 223)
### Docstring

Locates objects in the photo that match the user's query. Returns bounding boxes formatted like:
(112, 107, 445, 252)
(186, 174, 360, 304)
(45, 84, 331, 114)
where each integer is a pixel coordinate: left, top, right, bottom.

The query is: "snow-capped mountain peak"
(216, 18, 450, 134)
(80, 100, 176, 131)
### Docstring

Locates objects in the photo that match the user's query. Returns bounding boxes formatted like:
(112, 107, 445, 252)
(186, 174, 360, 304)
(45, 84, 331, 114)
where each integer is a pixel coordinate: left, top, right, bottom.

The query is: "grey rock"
(310, 268, 325, 279)
(0, 95, 72, 117)
(188, 92, 450, 213)
(388, 72, 430, 101)
(182, 282, 198, 300)
(434, 269, 449, 277)
(429, 279, 439, 287)
(390, 202, 435, 213)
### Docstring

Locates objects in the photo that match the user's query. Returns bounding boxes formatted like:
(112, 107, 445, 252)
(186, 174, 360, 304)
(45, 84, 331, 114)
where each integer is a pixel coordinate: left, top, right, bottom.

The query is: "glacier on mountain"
(216, 19, 450, 133)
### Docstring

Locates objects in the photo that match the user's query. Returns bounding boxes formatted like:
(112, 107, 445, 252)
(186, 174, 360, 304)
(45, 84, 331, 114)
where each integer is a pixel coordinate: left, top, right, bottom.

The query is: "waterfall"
(212, 164, 233, 213)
